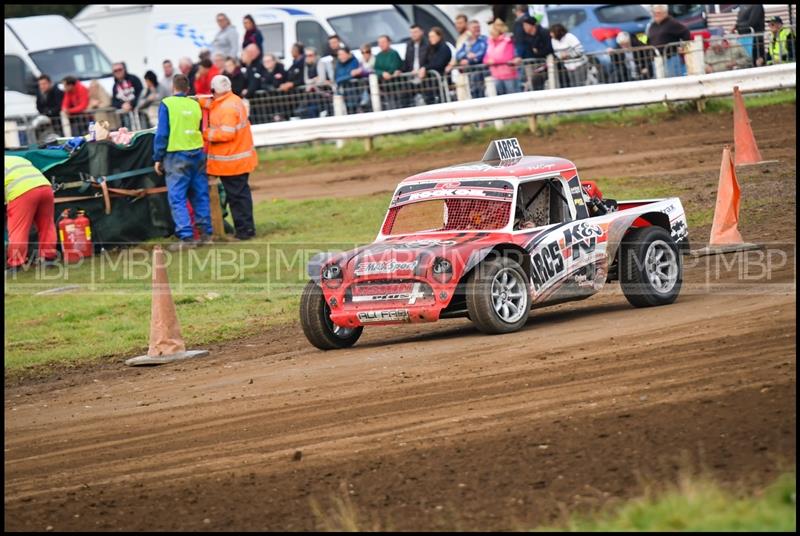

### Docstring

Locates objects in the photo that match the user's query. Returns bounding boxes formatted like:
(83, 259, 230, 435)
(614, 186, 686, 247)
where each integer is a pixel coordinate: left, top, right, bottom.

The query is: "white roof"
(5, 15, 91, 51)
(75, 4, 396, 22)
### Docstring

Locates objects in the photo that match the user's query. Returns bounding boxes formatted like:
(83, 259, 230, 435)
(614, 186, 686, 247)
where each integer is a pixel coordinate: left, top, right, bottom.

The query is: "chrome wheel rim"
(491, 268, 528, 323)
(645, 240, 678, 293)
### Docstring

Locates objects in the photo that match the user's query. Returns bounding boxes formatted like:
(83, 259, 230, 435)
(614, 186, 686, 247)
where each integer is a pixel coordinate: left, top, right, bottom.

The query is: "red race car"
(300, 139, 689, 349)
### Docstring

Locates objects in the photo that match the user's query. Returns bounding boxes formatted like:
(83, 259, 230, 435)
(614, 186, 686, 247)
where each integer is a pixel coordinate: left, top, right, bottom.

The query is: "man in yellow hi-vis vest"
(153, 73, 213, 250)
(4, 155, 58, 272)
(765, 16, 795, 65)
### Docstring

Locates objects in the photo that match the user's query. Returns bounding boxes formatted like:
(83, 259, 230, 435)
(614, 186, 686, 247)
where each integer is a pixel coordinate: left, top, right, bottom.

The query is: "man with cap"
(153, 73, 213, 250)
(4, 155, 58, 272)
(763, 16, 795, 66)
(200, 75, 258, 241)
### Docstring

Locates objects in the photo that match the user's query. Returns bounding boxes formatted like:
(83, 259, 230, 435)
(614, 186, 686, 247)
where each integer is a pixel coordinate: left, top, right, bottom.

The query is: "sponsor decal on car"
(563, 222, 604, 261)
(352, 283, 427, 304)
(407, 188, 490, 202)
(354, 260, 419, 276)
(357, 310, 411, 323)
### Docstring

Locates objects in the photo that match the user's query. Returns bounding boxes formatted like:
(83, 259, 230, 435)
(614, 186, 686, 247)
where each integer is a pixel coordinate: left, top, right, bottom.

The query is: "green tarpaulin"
(5, 132, 228, 253)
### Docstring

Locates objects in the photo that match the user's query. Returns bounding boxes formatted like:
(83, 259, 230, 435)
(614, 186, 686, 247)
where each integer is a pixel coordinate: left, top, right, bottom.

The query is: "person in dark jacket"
(241, 44, 266, 99)
(36, 74, 63, 117)
(111, 62, 143, 129)
(403, 25, 429, 74)
(241, 15, 264, 65)
(224, 57, 246, 97)
(512, 4, 534, 59)
(419, 27, 451, 104)
(401, 25, 429, 107)
(520, 15, 553, 90)
(646, 5, 691, 77)
(260, 54, 287, 121)
(277, 42, 305, 119)
(334, 46, 363, 113)
(735, 4, 765, 66)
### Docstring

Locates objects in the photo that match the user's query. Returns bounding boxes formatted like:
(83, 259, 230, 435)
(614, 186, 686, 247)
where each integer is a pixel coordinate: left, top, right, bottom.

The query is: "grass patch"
(305, 471, 796, 531)
(4, 193, 391, 372)
(257, 89, 796, 175)
(540, 470, 796, 532)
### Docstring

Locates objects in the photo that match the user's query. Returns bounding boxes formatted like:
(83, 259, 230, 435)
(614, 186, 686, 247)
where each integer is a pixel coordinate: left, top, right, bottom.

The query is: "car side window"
(515, 179, 573, 230)
(547, 9, 587, 31)
(258, 23, 285, 59)
(297, 20, 328, 55)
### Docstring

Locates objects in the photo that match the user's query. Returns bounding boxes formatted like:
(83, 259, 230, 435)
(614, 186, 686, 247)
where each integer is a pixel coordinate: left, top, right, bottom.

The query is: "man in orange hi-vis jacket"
(200, 75, 258, 240)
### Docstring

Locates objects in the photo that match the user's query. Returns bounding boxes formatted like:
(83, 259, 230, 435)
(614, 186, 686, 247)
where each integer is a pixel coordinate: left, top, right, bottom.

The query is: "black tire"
(466, 256, 531, 334)
(300, 280, 363, 350)
(619, 226, 682, 308)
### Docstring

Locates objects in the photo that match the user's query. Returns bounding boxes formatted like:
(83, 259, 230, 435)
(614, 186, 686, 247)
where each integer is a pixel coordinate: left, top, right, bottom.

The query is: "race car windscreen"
(382, 182, 514, 235)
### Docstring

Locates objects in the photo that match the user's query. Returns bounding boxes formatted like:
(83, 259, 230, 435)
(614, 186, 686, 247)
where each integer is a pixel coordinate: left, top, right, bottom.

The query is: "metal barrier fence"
(247, 84, 336, 124)
(374, 71, 450, 111)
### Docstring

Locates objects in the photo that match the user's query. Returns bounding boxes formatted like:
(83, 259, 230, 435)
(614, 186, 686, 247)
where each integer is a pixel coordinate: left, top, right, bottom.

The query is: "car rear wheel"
(619, 226, 682, 307)
(300, 280, 363, 350)
(466, 256, 531, 334)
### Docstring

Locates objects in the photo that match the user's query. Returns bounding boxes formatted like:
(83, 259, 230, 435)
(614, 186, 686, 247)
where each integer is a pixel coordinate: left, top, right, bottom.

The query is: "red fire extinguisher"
(58, 209, 93, 263)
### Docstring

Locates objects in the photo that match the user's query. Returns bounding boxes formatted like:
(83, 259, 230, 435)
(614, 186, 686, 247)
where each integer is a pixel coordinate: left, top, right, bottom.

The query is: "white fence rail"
(250, 63, 796, 148)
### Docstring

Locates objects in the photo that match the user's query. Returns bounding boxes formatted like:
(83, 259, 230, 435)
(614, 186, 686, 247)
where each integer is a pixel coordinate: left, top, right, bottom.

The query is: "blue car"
(546, 4, 652, 81)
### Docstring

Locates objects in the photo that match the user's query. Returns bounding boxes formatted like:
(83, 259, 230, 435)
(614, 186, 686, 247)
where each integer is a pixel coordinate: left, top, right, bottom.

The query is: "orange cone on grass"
(125, 246, 209, 366)
(732, 86, 764, 166)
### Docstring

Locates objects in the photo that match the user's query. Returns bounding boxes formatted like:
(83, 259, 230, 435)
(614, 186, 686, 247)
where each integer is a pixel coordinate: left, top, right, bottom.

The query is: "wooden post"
(695, 98, 707, 113)
(208, 176, 225, 239)
(546, 54, 557, 90)
(484, 77, 504, 130)
(364, 137, 373, 151)
(333, 95, 346, 149)
(528, 115, 537, 134)
(368, 73, 382, 113)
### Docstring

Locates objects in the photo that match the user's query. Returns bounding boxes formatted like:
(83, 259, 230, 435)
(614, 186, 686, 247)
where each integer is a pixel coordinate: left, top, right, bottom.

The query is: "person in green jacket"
(374, 34, 405, 110)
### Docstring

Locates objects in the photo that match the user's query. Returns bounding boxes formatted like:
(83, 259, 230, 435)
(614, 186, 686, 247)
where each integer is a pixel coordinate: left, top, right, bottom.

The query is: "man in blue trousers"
(153, 73, 213, 250)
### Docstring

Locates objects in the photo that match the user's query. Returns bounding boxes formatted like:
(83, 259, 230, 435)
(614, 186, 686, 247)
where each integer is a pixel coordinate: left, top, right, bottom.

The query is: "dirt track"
(4, 105, 796, 531)
(248, 104, 797, 202)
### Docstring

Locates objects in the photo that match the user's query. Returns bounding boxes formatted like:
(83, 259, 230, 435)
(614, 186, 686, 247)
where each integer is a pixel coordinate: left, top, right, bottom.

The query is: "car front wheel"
(300, 281, 363, 350)
(466, 256, 531, 334)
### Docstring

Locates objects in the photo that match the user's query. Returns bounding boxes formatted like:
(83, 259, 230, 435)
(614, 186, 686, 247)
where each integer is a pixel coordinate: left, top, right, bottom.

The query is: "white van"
(5, 15, 115, 117)
(73, 5, 414, 79)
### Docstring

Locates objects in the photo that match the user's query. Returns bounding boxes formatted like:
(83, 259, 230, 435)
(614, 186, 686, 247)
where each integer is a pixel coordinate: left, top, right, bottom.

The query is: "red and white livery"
(300, 139, 689, 349)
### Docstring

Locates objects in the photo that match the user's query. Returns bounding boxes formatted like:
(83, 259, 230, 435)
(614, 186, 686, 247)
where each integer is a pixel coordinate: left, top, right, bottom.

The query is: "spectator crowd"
(34, 5, 796, 136)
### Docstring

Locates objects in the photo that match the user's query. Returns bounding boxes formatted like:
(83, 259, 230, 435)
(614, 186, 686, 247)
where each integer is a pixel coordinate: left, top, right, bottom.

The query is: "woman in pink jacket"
(483, 19, 521, 95)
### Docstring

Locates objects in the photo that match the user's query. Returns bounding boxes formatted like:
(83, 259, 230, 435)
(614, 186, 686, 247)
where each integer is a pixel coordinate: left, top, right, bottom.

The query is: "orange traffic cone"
(732, 86, 770, 166)
(125, 246, 209, 366)
(692, 146, 760, 257)
(710, 146, 744, 245)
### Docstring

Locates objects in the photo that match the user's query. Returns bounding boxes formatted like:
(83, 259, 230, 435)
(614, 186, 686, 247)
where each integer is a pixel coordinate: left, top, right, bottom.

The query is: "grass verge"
(307, 470, 796, 531)
(539, 470, 796, 532)
(257, 89, 796, 174)
(4, 193, 390, 373)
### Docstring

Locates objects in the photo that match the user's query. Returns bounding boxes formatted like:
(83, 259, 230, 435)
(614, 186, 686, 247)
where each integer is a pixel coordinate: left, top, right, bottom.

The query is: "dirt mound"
(4, 104, 796, 531)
